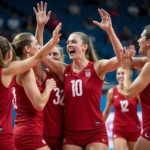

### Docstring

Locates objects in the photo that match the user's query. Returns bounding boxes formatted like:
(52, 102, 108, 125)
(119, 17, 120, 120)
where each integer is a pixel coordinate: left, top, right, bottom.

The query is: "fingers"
(44, 2, 47, 12)
(93, 21, 101, 27)
(98, 8, 104, 18)
(98, 8, 110, 19)
(101, 9, 110, 19)
(52, 23, 62, 44)
(40, 1, 43, 11)
(33, 7, 37, 15)
(129, 45, 136, 57)
(47, 11, 51, 18)
(46, 78, 56, 88)
(53, 23, 62, 35)
(36, 1, 47, 12)
(37, 2, 40, 12)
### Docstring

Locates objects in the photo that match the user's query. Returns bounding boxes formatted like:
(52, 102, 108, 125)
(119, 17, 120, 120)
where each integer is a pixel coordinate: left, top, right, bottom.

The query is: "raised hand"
(93, 9, 112, 32)
(51, 23, 62, 45)
(33, 1, 51, 27)
(121, 46, 133, 70)
(128, 45, 136, 57)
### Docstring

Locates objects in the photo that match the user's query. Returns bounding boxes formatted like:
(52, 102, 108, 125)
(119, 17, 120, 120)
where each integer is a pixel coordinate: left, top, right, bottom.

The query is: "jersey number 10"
(71, 79, 83, 97)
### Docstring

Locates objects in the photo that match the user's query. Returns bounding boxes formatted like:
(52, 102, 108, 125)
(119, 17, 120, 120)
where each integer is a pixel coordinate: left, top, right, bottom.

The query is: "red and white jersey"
(0, 68, 13, 134)
(112, 86, 141, 132)
(63, 61, 105, 131)
(43, 71, 65, 137)
(140, 83, 150, 131)
(13, 78, 43, 135)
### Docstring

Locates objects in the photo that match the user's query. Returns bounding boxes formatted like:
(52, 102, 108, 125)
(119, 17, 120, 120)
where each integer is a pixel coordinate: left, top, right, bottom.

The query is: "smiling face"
(49, 46, 64, 62)
(138, 26, 150, 56)
(66, 33, 87, 60)
(116, 67, 124, 84)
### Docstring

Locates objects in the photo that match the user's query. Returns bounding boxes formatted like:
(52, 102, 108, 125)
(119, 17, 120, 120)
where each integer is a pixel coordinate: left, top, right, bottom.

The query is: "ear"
(147, 39, 150, 47)
(82, 44, 88, 52)
(24, 45, 30, 53)
(6, 50, 11, 59)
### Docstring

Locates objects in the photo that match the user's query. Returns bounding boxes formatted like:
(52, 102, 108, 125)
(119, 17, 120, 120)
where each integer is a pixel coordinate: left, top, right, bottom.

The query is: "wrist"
(106, 27, 114, 35)
(37, 24, 45, 29)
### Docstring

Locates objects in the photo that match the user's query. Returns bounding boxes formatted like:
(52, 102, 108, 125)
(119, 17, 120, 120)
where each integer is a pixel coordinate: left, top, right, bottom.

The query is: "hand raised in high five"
(128, 45, 136, 57)
(33, 1, 51, 27)
(93, 9, 112, 33)
(121, 46, 134, 70)
(51, 22, 62, 45)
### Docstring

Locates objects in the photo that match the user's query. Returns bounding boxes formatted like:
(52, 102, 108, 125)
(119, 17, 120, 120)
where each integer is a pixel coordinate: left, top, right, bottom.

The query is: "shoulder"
(142, 61, 150, 73)
(107, 88, 114, 96)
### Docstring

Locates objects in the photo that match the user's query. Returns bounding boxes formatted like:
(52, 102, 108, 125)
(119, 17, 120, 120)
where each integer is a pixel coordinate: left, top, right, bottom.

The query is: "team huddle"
(0, 1, 150, 150)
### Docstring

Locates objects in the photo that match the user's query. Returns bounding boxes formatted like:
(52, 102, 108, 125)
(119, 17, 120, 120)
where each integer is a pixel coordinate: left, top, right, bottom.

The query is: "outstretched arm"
(122, 49, 150, 99)
(34, 1, 51, 46)
(33, 1, 66, 80)
(93, 9, 123, 63)
(4, 22, 62, 77)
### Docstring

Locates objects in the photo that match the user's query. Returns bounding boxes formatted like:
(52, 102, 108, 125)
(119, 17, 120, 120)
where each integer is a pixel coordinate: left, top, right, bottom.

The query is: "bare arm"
(123, 69, 132, 87)
(20, 69, 56, 111)
(132, 56, 147, 69)
(34, 1, 51, 46)
(93, 9, 123, 63)
(42, 56, 67, 81)
(103, 88, 113, 121)
(33, 2, 67, 80)
(3, 22, 62, 78)
(124, 62, 150, 99)
(94, 57, 119, 80)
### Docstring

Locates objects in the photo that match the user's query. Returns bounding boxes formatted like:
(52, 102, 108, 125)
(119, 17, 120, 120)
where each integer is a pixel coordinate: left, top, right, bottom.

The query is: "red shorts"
(0, 134, 15, 150)
(141, 131, 150, 141)
(113, 130, 141, 142)
(63, 129, 108, 148)
(13, 134, 48, 150)
(44, 135, 63, 150)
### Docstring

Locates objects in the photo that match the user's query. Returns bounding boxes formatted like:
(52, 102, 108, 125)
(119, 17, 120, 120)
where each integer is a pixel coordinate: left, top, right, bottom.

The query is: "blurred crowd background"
(0, 0, 149, 89)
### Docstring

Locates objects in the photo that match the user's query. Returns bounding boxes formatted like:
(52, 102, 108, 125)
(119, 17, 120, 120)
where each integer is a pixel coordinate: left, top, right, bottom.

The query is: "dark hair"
(72, 32, 97, 62)
(144, 25, 150, 40)
(0, 36, 16, 67)
(12, 33, 33, 57)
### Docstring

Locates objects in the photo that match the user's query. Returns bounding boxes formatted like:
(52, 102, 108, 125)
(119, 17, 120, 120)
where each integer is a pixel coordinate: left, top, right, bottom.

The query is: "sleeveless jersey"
(140, 83, 150, 131)
(64, 61, 105, 131)
(13, 77, 43, 135)
(0, 68, 13, 134)
(43, 71, 65, 137)
(112, 86, 141, 132)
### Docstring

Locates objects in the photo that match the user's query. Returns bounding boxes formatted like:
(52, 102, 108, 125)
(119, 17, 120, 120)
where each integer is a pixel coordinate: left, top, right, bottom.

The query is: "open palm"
(93, 9, 112, 32)
(52, 23, 62, 45)
(33, 1, 51, 26)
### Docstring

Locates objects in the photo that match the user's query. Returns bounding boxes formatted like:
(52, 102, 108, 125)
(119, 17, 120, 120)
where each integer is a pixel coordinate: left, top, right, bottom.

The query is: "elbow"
(34, 104, 45, 111)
